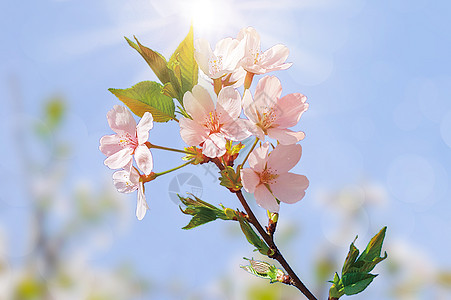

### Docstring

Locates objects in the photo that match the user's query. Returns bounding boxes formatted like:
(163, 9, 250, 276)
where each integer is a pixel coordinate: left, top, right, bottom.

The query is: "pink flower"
(113, 168, 148, 220)
(237, 27, 292, 75)
(194, 37, 245, 79)
(99, 105, 154, 175)
(179, 85, 250, 158)
(243, 76, 308, 145)
(241, 142, 309, 212)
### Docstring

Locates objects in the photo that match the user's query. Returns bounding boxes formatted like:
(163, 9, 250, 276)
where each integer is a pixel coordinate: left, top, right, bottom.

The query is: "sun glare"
(181, 0, 236, 36)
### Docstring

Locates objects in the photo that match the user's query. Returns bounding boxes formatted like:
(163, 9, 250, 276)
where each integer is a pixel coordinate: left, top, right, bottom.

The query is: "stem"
(155, 160, 194, 177)
(244, 71, 255, 90)
(146, 142, 195, 155)
(214, 78, 222, 96)
(211, 158, 317, 300)
(238, 138, 259, 169)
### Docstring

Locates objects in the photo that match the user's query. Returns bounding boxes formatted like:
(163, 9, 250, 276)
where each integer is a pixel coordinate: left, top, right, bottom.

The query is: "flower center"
(249, 49, 263, 64)
(256, 106, 278, 132)
(203, 111, 222, 134)
(208, 55, 223, 77)
(118, 132, 138, 149)
(259, 168, 279, 185)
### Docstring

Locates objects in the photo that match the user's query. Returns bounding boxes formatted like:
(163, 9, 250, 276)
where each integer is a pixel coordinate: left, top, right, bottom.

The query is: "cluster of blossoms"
(100, 26, 309, 219)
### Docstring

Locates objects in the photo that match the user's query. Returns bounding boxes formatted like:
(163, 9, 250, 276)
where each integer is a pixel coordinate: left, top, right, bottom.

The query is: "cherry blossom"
(99, 105, 153, 175)
(194, 37, 245, 80)
(243, 76, 308, 144)
(113, 167, 148, 220)
(241, 142, 309, 212)
(237, 27, 292, 75)
(179, 85, 250, 158)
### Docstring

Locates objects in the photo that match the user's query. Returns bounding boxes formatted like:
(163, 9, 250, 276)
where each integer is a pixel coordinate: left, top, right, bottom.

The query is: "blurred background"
(1, 0, 451, 299)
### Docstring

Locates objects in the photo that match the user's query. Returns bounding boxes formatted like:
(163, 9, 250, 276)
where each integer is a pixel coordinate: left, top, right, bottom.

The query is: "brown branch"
(211, 158, 317, 300)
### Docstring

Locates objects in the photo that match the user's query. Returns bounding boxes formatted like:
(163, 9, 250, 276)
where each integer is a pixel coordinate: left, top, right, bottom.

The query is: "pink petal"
(202, 133, 227, 158)
(221, 118, 251, 141)
(216, 86, 242, 121)
(219, 38, 245, 72)
(248, 142, 269, 173)
(266, 144, 302, 174)
(99, 134, 122, 156)
(261, 44, 291, 71)
(136, 182, 149, 220)
(267, 127, 305, 145)
(254, 185, 279, 213)
(254, 76, 282, 111)
(237, 27, 261, 54)
(241, 168, 260, 194)
(104, 148, 133, 170)
(136, 112, 154, 144)
(183, 85, 215, 121)
(275, 93, 308, 128)
(271, 172, 309, 204)
(107, 105, 136, 134)
(194, 38, 213, 76)
(179, 118, 209, 146)
(134, 145, 153, 175)
(112, 170, 138, 193)
(242, 90, 259, 124)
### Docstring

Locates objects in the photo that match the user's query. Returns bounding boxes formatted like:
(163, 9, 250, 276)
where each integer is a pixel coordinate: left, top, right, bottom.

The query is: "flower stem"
(146, 142, 196, 155)
(244, 71, 255, 90)
(211, 157, 318, 300)
(238, 138, 259, 169)
(155, 160, 194, 177)
(214, 78, 222, 96)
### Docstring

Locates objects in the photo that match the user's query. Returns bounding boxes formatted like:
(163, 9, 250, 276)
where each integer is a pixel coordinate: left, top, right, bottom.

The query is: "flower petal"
(275, 93, 308, 128)
(179, 118, 209, 146)
(184, 85, 215, 121)
(216, 86, 242, 121)
(221, 118, 251, 141)
(248, 142, 269, 173)
(242, 89, 258, 124)
(107, 105, 136, 134)
(254, 185, 279, 213)
(112, 170, 138, 193)
(267, 127, 305, 145)
(99, 134, 122, 156)
(136, 112, 154, 144)
(202, 133, 227, 158)
(241, 168, 260, 194)
(254, 76, 282, 111)
(260, 44, 291, 71)
(194, 38, 213, 76)
(266, 144, 302, 174)
(104, 148, 133, 170)
(271, 172, 309, 204)
(136, 182, 149, 220)
(134, 145, 153, 175)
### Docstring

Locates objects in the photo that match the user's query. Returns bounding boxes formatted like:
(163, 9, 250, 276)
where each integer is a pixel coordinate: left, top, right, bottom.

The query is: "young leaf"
(236, 214, 271, 256)
(219, 166, 242, 192)
(168, 25, 198, 96)
(109, 81, 175, 122)
(328, 226, 388, 299)
(241, 258, 286, 284)
(179, 195, 234, 229)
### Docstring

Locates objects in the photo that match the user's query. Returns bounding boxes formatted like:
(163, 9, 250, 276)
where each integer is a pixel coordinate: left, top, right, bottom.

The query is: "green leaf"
(179, 195, 233, 229)
(328, 227, 388, 298)
(219, 166, 242, 192)
(168, 25, 198, 97)
(109, 81, 175, 122)
(236, 214, 271, 256)
(241, 258, 285, 284)
(342, 273, 377, 295)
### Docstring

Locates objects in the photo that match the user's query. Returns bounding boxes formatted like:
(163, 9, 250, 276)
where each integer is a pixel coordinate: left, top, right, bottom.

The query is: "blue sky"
(1, 0, 451, 298)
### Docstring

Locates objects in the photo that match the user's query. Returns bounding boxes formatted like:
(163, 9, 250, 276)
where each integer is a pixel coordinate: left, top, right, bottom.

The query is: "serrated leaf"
(168, 25, 198, 96)
(236, 214, 270, 255)
(342, 274, 377, 295)
(342, 237, 359, 274)
(328, 273, 344, 299)
(161, 82, 179, 98)
(109, 81, 175, 122)
(179, 195, 235, 230)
